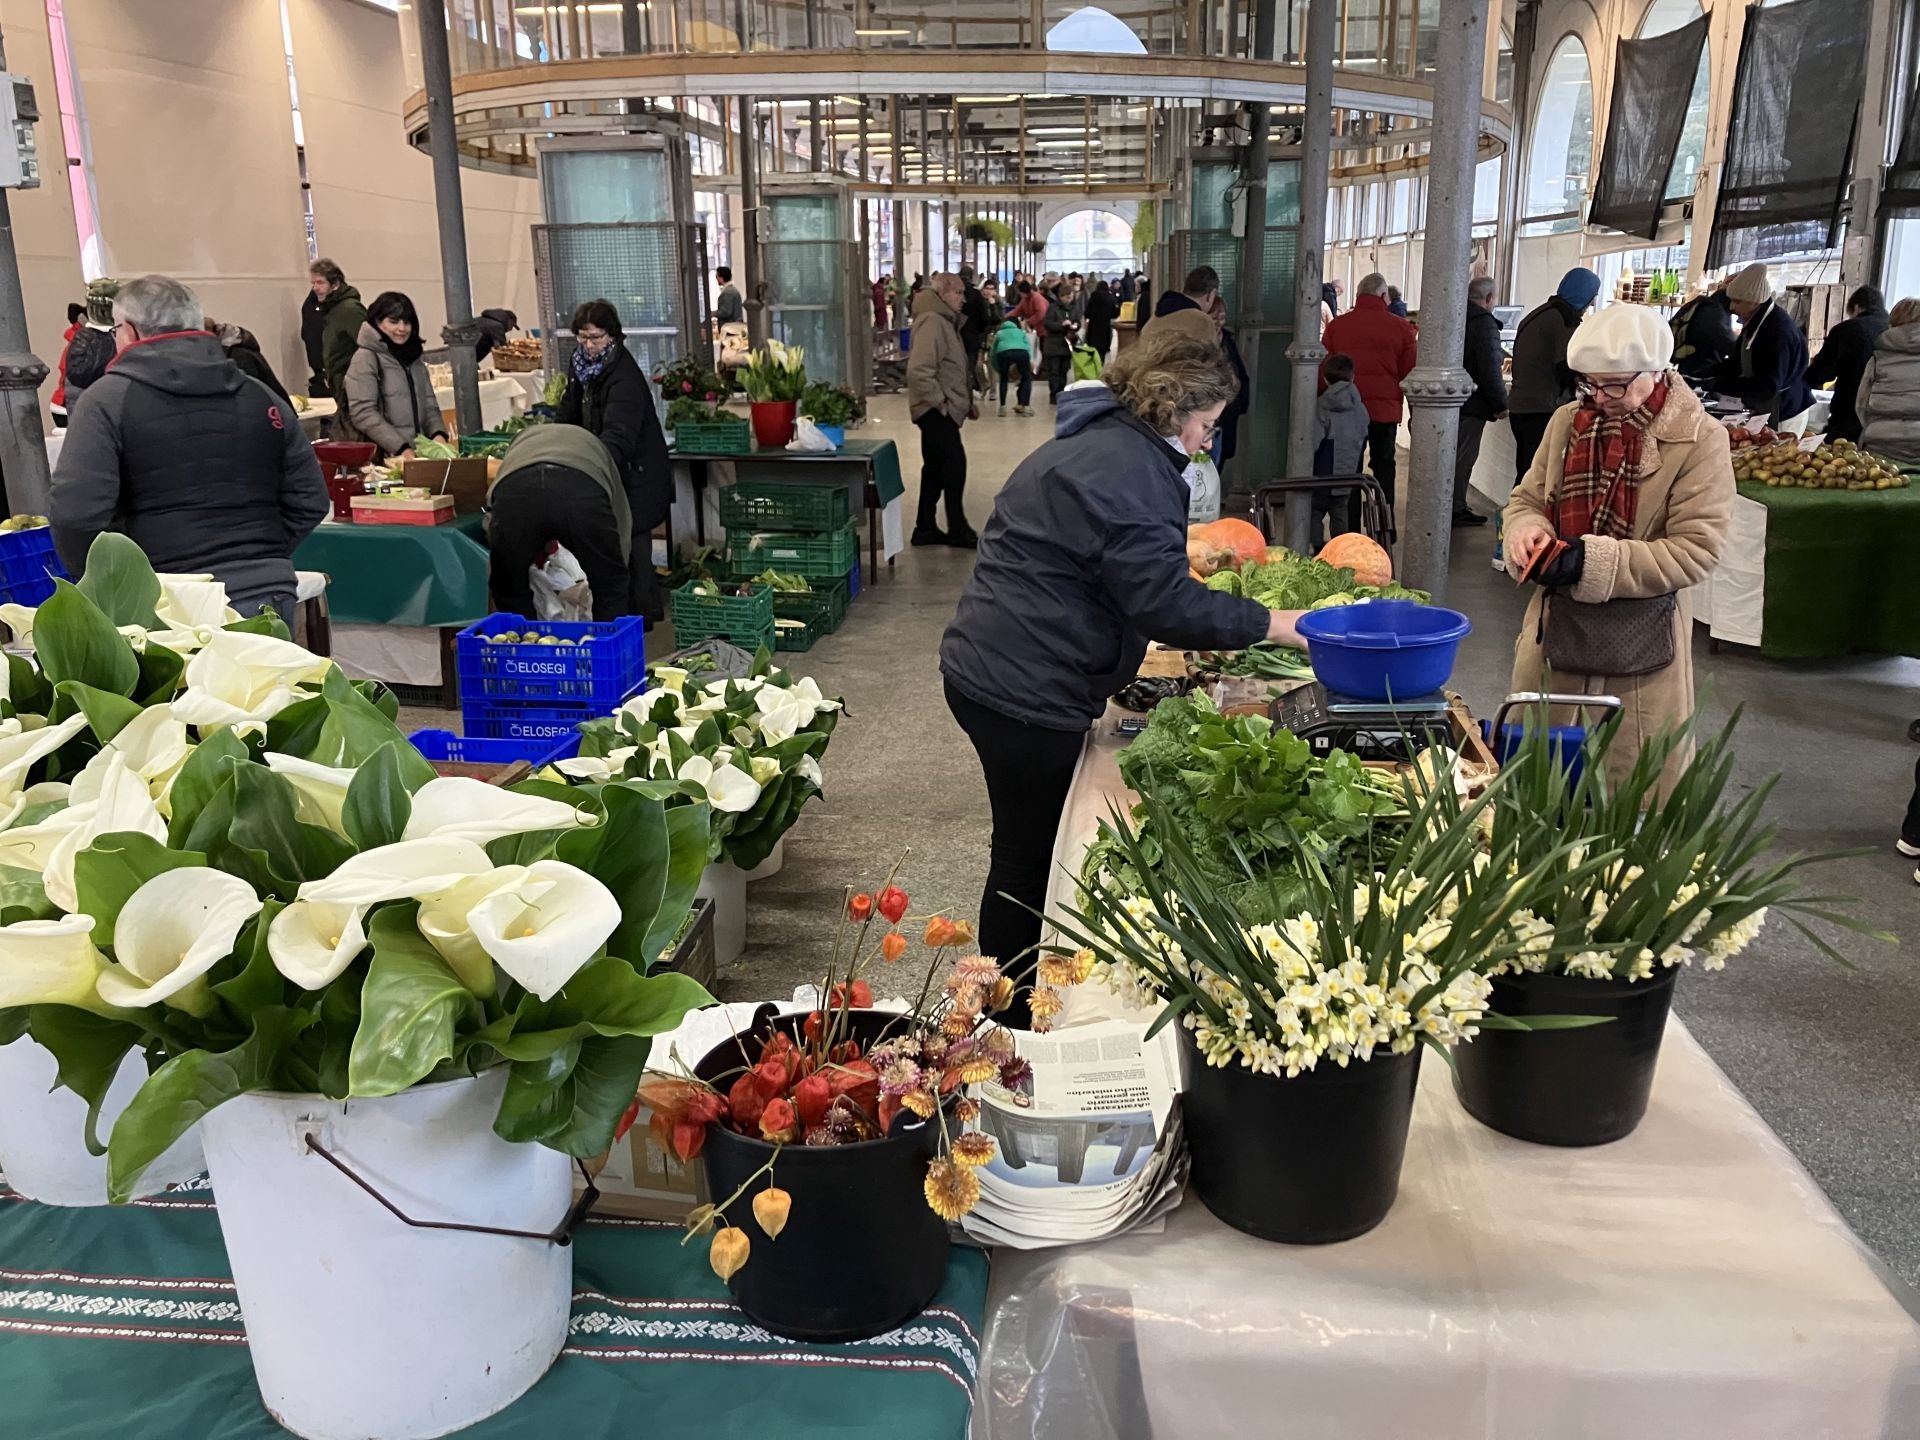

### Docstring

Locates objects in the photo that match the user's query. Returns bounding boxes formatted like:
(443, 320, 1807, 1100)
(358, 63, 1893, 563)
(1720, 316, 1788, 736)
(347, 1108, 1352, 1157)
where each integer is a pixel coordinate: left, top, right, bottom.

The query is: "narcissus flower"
(876, 885, 909, 924)
(950, 1132, 996, 1167)
(923, 1158, 981, 1220)
(709, 1226, 750, 1282)
(752, 1186, 791, 1240)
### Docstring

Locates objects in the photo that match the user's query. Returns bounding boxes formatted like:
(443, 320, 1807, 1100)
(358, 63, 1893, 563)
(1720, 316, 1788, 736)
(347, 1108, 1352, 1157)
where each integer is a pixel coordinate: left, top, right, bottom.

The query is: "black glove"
(1531, 536, 1586, 590)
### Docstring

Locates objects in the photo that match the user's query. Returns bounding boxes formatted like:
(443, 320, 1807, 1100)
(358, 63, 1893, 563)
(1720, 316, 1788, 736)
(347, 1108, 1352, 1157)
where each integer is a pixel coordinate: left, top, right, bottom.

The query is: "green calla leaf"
(224, 610, 290, 640)
(52, 681, 143, 745)
(221, 764, 356, 898)
(556, 785, 710, 968)
(72, 831, 210, 949)
(5, 653, 52, 715)
(341, 741, 429, 850)
(133, 641, 186, 706)
(75, 533, 162, 630)
(25, 1006, 146, 1156)
(493, 1032, 656, 1156)
(464, 957, 713, 1064)
(0, 1008, 27, 1046)
(210, 902, 288, 1019)
(315, 962, 366, 1099)
(107, 1005, 316, 1203)
(492, 1038, 582, 1144)
(32, 581, 140, 697)
(345, 905, 475, 1098)
(165, 727, 249, 846)
(0, 864, 55, 921)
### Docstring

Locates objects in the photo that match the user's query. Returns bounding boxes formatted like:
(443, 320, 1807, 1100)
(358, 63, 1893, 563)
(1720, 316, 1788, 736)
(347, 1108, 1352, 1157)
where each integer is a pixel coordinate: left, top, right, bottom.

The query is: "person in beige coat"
(908, 271, 978, 547)
(1503, 303, 1734, 788)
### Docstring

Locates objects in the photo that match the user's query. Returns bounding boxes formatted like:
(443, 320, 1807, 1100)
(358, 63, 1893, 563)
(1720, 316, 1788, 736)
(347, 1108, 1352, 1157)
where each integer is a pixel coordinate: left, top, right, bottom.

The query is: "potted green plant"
(0, 537, 714, 1439)
(798, 380, 861, 448)
(736, 339, 809, 449)
(655, 354, 747, 453)
(1453, 709, 1887, 1146)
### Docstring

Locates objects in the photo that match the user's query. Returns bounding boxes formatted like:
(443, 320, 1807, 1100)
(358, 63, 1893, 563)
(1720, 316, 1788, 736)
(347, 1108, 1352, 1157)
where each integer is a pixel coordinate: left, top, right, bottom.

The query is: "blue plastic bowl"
(1294, 600, 1472, 701)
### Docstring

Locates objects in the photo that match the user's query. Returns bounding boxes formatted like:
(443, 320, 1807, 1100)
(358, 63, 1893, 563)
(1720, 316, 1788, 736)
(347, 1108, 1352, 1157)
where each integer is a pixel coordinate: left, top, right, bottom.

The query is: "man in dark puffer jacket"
(52, 274, 330, 623)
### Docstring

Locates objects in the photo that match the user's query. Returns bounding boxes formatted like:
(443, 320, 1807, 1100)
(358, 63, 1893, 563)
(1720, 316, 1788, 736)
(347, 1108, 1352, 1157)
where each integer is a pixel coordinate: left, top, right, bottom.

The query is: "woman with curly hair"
(939, 327, 1307, 1015)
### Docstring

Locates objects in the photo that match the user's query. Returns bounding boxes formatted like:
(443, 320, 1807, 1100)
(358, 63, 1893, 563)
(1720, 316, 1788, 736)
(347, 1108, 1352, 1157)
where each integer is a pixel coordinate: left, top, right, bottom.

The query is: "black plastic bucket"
(1452, 966, 1678, 1146)
(693, 1007, 951, 1342)
(1179, 1026, 1422, 1244)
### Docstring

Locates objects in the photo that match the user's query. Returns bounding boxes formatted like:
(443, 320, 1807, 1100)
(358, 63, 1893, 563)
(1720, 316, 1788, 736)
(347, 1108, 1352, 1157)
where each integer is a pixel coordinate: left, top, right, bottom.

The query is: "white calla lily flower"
(651, 666, 689, 694)
(795, 753, 825, 789)
(677, 754, 762, 813)
(0, 803, 87, 872)
(156, 574, 241, 630)
(0, 711, 90, 799)
(170, 629, 334, 732)
(98, 707, 193, 810)
(0, 913, 112, 1012)
(296, 836, 494, 906)
(553, 745, 638, 784)
(400, 777, 594, 845)
(753, 687, 813, 745)
(263, 753, 357, 832)
(267, 898, 369, 989)
(465, 860, 620, 1001)
(43, 754, 169, 913)
(749, 754, 781, 786)
(0, 603, 37, 648)
(415, 868, 531, 995)
(0, 780, 70, 834)
(96, 868, 263, 1014)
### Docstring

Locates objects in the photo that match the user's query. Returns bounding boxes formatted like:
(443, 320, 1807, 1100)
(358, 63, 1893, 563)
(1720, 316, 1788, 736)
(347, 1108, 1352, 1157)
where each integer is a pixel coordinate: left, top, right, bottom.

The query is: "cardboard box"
(350, 493, 456, 526)
(401, 455, 491, 514)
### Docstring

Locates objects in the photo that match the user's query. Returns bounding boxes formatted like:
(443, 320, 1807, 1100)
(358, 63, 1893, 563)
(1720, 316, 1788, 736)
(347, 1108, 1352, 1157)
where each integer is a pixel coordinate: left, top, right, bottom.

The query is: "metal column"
(1235, 0, 1277, 509)
(415, 0, 483, 437)
(0, 29, 49, 516)
(1283, 0, 1336, 552)
(1399, 0, 1490, 599)
(740, 94, 767, 346)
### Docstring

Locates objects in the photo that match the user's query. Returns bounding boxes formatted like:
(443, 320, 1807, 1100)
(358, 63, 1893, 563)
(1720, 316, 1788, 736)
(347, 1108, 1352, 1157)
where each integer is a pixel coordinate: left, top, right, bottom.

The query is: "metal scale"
(1266, 683, 1454, 764)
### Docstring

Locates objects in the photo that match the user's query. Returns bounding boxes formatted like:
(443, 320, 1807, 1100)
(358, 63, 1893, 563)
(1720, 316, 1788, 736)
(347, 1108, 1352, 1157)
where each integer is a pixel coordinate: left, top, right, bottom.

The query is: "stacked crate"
(454, 613, 646, 746)
(720, 481, 860, 653)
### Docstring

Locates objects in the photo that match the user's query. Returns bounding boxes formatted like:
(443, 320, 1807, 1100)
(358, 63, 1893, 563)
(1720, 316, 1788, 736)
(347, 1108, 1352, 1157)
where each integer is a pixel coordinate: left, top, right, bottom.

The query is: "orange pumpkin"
(1186, 518, 1269, 577)
(1316, 533, 1392, 589)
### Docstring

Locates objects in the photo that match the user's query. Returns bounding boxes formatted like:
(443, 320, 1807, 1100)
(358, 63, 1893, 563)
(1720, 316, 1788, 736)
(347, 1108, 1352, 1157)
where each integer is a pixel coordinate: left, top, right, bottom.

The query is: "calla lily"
(677, 754, 762, 813)
(96, 868, 263, 1015)
(99, 706, 192, 806)
(170, 629, 334, 731)
(400, 777, 595, 845)
(264, 753, 357, 833)
(156, 574, 240, 630)
(267, 897, 369, 990)
(297, 836, 494, 906)
(749, 755, 781, 786)
(43, 753, 169, 913)
(0, 803, 86, 873)
(0, 780, 70, 833)
(464, 860, 620, 1001)
(795, 753, 824, 789)
(753, 687, 814, 745)
(415, 868, 530, 995)
(0, 913, 114, 1014)
(554, 745, 638, 784)
(651, 666, 688, 694)
(0, 603, 37, 648)
(0, 711, 90, 798)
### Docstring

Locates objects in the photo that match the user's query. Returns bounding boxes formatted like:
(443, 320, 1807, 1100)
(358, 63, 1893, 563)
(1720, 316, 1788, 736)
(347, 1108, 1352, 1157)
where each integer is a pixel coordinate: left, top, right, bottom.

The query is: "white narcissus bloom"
(42, 753, 169, 913)
(0, 711, 90, 799)
(554, 745, 638, 784)
(677, 754, 761, 813)
(170, 629, 334, 732)
(400, 777, 594, 845)
(263, 753, 357, 833)
(463, 860, 620, 1001)
(96, 868, 264, 1015)
(0, 913, 111, 1012)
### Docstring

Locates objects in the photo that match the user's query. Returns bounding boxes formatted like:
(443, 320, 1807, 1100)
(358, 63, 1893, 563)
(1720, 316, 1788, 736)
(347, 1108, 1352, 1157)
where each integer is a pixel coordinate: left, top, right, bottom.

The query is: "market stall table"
(294, 377, 525, 439)
(981, 717, 1920, 1440)
(670, 438, 906, 584)
(0, 1177, 986, 1439)
(1691, 481, 1920, 658)
(292, 512, 490, 701)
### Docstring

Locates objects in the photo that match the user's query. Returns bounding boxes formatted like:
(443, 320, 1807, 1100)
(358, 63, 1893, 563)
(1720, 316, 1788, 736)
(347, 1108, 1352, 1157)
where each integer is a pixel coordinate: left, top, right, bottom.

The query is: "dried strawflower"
(951, 1132, 996, 1167)
(901, 1088, 937, 1118)
(924, 1158, 982, 1220)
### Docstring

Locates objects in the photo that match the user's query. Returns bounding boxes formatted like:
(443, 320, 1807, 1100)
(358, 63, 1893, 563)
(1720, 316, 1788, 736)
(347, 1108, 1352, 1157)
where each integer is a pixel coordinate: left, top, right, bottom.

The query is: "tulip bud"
(752, 1186, 792, 1240)
(709, 1225, 751, 1282)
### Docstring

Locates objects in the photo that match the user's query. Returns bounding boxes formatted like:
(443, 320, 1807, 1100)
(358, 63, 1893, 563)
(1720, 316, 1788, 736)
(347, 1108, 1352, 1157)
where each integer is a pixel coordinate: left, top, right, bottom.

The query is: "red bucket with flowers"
(638, 875, 1026, 1342)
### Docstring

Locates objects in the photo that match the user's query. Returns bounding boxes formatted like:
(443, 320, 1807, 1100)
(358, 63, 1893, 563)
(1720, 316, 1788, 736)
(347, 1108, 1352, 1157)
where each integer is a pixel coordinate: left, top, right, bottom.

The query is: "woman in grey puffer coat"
(342, 290, 446, 458)
(1857, 299, 1920, 464)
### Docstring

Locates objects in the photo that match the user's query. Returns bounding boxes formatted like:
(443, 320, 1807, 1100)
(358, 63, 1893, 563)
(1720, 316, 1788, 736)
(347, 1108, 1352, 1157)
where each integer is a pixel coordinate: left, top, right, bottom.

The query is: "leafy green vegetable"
(410, 436, 460, 461)
(1203, 570, 1245, 596)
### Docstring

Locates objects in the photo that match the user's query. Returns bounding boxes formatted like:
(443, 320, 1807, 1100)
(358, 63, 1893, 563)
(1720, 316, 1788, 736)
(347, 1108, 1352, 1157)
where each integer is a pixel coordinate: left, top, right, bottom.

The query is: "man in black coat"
(1454, 276, 1507, 527)
(1671, 285, 1737, 381)
(1715, 263, 1815, 425)
(1806, 286, 1889, 444)
(300, 288, 328, 397)
(958, 265, 992, 394)
(53, 275, 328, 623)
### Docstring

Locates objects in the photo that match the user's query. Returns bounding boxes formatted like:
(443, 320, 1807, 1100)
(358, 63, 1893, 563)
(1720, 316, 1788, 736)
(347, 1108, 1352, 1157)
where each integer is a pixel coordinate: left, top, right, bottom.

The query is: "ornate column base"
(1400, 364, 1477, 596)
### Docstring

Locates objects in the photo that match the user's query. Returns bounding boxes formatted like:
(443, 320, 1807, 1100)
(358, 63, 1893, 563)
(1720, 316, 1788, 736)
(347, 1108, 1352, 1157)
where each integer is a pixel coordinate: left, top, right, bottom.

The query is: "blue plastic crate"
(408, 728, 582, 769)
(456, 613, 645, 708)
(462, 684, 642, 745)
(0, 527, 69, 608)
(847, 561, 861, 600)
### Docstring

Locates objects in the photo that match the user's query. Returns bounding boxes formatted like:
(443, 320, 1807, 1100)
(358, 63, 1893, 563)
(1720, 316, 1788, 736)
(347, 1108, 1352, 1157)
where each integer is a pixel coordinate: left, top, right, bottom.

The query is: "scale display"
(1267, 682, 1452, 763)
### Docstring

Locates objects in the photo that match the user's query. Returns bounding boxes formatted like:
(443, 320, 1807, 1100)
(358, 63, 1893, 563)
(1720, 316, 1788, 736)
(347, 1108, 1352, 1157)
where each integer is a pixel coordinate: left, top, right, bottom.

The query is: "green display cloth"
(678, 439, 905, 506)
(294, 513, 490, 628)
(1740, 481, 1920, 659)
(0, 1177, 985, 1439)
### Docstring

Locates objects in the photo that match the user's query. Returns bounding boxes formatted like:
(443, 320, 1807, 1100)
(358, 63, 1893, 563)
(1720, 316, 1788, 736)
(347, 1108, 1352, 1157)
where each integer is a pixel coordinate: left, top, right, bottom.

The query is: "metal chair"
(1251, 475, 1397, 551)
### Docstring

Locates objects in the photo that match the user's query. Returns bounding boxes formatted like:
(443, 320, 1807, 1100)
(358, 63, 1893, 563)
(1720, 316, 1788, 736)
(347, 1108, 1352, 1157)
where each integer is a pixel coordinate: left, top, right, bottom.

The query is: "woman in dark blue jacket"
(941, 329, 1305, 1012)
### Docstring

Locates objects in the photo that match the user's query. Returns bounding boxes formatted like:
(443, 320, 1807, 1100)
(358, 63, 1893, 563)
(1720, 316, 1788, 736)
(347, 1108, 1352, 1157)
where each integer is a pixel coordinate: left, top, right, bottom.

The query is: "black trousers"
(946, 681, 1087, 1024)
(487, 464, 632, 622)
(914, 410, 970, 536)
(1366, 420, 1399, 509)
(996, 351, 1033, 407)
(1045, 352, 1070, 402)
(1511, 412, 1553, 491)
(1904, 757, 1920, 845)
(1454, 414, 1488, 516)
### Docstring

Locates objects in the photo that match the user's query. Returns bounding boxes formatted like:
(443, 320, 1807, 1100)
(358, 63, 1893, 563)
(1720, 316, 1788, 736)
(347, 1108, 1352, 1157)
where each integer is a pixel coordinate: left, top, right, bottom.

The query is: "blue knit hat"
(1556, 268, 1602, 310)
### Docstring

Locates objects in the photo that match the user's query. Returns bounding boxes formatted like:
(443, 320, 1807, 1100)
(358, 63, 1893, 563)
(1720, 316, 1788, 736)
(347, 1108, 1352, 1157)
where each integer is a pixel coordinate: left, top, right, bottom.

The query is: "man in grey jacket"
(52, 274, 329, 623)
(908, 272, 977, 548)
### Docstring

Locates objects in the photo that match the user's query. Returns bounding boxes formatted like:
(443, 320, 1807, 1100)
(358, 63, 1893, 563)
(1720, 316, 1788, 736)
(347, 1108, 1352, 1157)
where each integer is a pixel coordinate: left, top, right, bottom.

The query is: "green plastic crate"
(670, 580, 774, 646)
(673, 418, 752, 455)
(771, 576, 849, 636)
(459, 432, 513, 455)
(726, 519, 859, 579)
(772, 614, 819, 652)
(719, 480, 851, 533)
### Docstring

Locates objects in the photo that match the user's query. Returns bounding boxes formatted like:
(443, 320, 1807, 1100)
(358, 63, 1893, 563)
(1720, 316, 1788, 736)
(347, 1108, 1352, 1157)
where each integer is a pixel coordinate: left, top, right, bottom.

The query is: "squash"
(1317, 533, 1392, 589)
(1186, 518, 1269, 577)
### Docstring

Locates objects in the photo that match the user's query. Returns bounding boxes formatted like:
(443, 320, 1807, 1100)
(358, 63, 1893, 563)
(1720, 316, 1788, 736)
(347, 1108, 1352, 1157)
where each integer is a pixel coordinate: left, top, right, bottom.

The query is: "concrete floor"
(411, 391, 1920, 1287)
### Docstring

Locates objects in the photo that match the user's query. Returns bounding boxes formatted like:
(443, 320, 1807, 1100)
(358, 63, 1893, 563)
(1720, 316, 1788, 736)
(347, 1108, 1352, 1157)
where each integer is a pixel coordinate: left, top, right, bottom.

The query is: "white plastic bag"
(787, 416, 837, 453)
(1186, 453, 1222, 524)
(530, 543, 591, 621)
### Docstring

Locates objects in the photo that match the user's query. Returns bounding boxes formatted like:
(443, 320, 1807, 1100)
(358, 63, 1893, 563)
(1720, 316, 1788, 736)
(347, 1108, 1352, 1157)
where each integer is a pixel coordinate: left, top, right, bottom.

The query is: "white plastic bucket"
(0, 1036, 205, 1206)
(744, 838, 785, 882)
(697, 860, 748, 965)
(198, 1069, 572, 1440)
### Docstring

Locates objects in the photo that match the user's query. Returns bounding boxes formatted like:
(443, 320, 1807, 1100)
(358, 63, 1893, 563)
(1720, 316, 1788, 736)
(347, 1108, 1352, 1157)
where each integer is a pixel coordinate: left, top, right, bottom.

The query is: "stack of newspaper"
(960, 1019, 1188, 1250)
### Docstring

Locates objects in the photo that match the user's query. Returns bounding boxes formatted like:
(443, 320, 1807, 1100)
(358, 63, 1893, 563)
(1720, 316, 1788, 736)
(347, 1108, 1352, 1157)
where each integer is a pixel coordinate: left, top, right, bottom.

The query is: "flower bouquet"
(1454, 706, 1888, 1146)
(655, 354, 746, 451)
(640, 874, 1022, 1340)
(736, 339, 808, 447)
(0, 536, 714, 1438)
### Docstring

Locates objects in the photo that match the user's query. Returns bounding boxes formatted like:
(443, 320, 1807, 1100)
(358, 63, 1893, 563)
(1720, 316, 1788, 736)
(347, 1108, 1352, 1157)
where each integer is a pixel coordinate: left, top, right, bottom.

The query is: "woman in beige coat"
(1502, 303, 1734, 787)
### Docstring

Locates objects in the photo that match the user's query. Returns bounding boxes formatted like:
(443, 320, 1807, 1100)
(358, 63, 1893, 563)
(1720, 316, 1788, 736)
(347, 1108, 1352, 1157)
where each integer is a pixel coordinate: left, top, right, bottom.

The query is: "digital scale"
(1266, 683, 1454, 763)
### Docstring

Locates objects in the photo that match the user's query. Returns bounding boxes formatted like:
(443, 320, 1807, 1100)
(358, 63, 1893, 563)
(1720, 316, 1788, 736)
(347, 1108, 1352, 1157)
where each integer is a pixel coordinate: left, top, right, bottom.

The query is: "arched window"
(1639, 0, 1710, 202)
(1523, 37, 1594, 232)
(1045, 209, 1135, 276)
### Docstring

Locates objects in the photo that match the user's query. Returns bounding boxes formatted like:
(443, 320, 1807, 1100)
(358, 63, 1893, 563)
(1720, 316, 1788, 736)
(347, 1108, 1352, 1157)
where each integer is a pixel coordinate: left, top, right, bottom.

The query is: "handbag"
(1542, 591, 1678, 678)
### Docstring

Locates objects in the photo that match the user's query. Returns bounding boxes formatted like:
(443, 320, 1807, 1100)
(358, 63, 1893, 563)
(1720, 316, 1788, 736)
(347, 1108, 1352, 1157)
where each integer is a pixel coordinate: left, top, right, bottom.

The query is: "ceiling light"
(1027, 126, 1089, 135)
(955, 94, 1020, 103)
(854, 27, 911, 36)
(1035, 139, 1100, 148)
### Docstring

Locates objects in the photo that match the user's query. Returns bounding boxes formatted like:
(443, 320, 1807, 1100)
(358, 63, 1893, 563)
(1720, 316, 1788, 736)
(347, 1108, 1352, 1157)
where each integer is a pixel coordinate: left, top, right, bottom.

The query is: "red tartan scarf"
(1554, 378, 1671, 541)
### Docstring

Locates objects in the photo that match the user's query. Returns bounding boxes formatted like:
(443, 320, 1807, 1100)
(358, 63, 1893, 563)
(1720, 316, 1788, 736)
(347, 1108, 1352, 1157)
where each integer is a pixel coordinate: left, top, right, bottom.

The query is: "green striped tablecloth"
(293, 512, 491, 628)
(0, 1178, 985, 1439)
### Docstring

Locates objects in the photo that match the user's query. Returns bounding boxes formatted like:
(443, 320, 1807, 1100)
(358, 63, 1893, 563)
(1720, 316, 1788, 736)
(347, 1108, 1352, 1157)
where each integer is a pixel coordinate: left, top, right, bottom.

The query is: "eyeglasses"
(1576, 374, 1647, 401)
(576, 329, 612, 348)
(1196, 423, 1221, 446)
